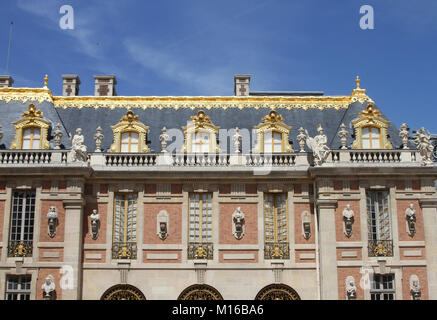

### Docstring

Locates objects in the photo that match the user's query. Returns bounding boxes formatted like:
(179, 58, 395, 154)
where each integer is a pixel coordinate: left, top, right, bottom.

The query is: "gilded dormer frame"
(253, 110, 292, 153)
(351, 104, 392, 149)
(110, 110, 149, 152)
(11, 104, 51, 149)
(182, 110, 220, 153)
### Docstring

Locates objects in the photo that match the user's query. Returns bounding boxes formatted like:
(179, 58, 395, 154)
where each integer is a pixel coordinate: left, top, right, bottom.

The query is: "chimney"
(0, 75, 14, 88)
(62, 75, 81, 96)
(234, 75, 251, 96)
(94, 75, 117, 96)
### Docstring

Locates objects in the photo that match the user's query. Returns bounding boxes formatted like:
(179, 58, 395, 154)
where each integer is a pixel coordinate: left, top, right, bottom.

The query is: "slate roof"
(0, 89, 407, 153)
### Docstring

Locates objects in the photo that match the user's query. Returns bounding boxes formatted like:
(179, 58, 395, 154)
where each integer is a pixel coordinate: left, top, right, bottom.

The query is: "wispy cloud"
(123, 38, 232, 95)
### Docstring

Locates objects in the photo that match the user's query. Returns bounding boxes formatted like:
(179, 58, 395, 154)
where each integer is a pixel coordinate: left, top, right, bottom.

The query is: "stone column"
(62, 199, 85, 300)
(317, 199, 338, 300)
(420, 198, 437, 299)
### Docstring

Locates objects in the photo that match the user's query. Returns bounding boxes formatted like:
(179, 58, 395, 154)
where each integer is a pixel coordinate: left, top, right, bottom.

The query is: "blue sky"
(0, 0, 436, 131)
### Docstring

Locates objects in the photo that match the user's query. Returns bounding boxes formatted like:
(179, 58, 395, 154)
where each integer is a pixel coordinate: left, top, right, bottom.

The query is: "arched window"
(182, 110, 219, 153)
(11, 104, 50, 150)
(110, 111, 149, 152)
(178, 284, 223, 300)
(255, 283, 301, 300)
(352, 104, 392, 149)
(254, 110, 292, 153)
(101, 284, 146, 300)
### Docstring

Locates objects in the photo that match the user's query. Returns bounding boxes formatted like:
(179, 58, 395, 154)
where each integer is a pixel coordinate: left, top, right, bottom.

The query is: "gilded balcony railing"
(112, 242, 137, 259)
(187, 242, 213, 260)
(368, 240, 393, 257)
(264, 242, 290, 260)
(8, 241, 33, 257)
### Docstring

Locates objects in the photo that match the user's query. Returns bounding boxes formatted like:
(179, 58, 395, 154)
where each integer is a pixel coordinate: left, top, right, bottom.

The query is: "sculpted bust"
(346, 276, 357, 300)
(90, 209, 100, 240)
(342, 204, 354, 237)
(405, 203, 416, 237)
(41, 275, 55, 300)
(232, 207, 245, 240)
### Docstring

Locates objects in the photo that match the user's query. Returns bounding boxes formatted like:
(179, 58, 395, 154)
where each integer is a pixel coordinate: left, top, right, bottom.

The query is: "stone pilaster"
(317, 199, 338, 300)
(420, 198, 437, 299)
(62, 198, 85, 300)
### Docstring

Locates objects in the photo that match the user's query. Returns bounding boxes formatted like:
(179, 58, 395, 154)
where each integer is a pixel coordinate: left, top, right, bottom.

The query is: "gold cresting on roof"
(0, 85, 374, 111)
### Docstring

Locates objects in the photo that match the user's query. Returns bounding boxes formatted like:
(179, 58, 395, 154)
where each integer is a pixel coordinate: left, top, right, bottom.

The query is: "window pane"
(22, 139, 31, 149)
(130, 132, 138, 143)
(273, 143, 282, 152)
(130, 143, 138, 152)
(121, 133, 129, 143)
(23, 129, 31, 139)
(33, 128, 40, 138)
(32, 138, 40, 149)
(273, 132, 282, 142)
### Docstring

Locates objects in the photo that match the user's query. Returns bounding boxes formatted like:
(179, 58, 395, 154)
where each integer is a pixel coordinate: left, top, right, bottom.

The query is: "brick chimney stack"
(94, 75, 117, 96)
(234, 75, 251, 96)
(62, 75, 81, 96)
(0, 75, 14, 88)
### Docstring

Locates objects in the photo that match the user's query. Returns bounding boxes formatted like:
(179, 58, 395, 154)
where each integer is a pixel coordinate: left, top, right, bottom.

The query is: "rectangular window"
(371, 274, 395, 300)
(264, 193, 289, 259)
(112, 193, 137, 259)
(192, 132, 210, 153)
(264, 131, 283, 153)
(8, 190, 35, 257)
(362, 127, 381, 149)
(188, 193, 213, 259)
(5, 275, 31, 300)
(22, 127, 41, 149)
(367, 190, 393, 257)
(121, 132, 139, 152)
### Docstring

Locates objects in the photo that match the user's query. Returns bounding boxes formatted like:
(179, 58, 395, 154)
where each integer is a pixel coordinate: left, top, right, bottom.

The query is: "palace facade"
(0, 74, 436, 300)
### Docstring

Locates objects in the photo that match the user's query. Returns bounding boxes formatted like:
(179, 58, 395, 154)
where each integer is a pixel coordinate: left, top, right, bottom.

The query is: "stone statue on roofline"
(232, 127, 242, 154)
(414, 127, 434, 166)
(69, 128, 88, 162)
(305, 124, 331, 166)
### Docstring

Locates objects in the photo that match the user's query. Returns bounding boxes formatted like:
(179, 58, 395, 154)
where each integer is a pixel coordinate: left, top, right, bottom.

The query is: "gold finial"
(43, 74, 48, 88)
(355, 76, 360, 89)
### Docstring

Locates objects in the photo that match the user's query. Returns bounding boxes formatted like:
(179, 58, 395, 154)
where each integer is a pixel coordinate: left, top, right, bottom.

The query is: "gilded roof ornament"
(350, 76, 374, 104)
(43, 74, 49, 89)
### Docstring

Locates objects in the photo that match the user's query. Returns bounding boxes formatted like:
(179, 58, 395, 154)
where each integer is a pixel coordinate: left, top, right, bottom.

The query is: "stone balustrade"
(0, 149, 427, 169)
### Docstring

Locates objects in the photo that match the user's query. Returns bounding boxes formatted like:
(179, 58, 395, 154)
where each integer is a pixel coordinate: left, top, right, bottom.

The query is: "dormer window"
(110, 111, 149, 153)
(361, 127, 381, 149)
(352, 104, 392, 150)
(254, 110, 292, 153)
(182, 110, 219, 153)
(11, 104, 50, 150)
(264, 131, 283, 153)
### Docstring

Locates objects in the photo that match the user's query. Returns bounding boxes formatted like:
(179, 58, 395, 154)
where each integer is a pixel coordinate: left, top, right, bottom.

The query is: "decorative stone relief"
(345, 276, 357, 300)
(405, 203, 416, 237)
(305, 124, 330, 166)
(94, 126, 104, 152)
(342, 204, 355, 238)
(338, 123, 349, 149)
(41, 275, 56, 300)
(53, 123, 63, 149)
(159, 127, 170, 153)
(90, 209, 100, 240)
(232, 127, 242, 153)
(301, 211, 311, 239)
(414, 127, 434, 166)
(399, 123, 410, 149)
(157, 210, 169, 240)
(410, 275, 421, 300)
(296, 127, 306, 152)
(69, 128, 88, 162)
(46, 206, 58, 238)
(232, 207, 245, 240)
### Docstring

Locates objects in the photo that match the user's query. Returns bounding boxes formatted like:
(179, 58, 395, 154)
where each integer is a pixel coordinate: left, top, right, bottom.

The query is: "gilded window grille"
(112, 193, 138, 259)
(367, 190, 393, 257)
(264, 193, 289, 259)
(8, 190, 35, 257)
(188, 193, 213, 259)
